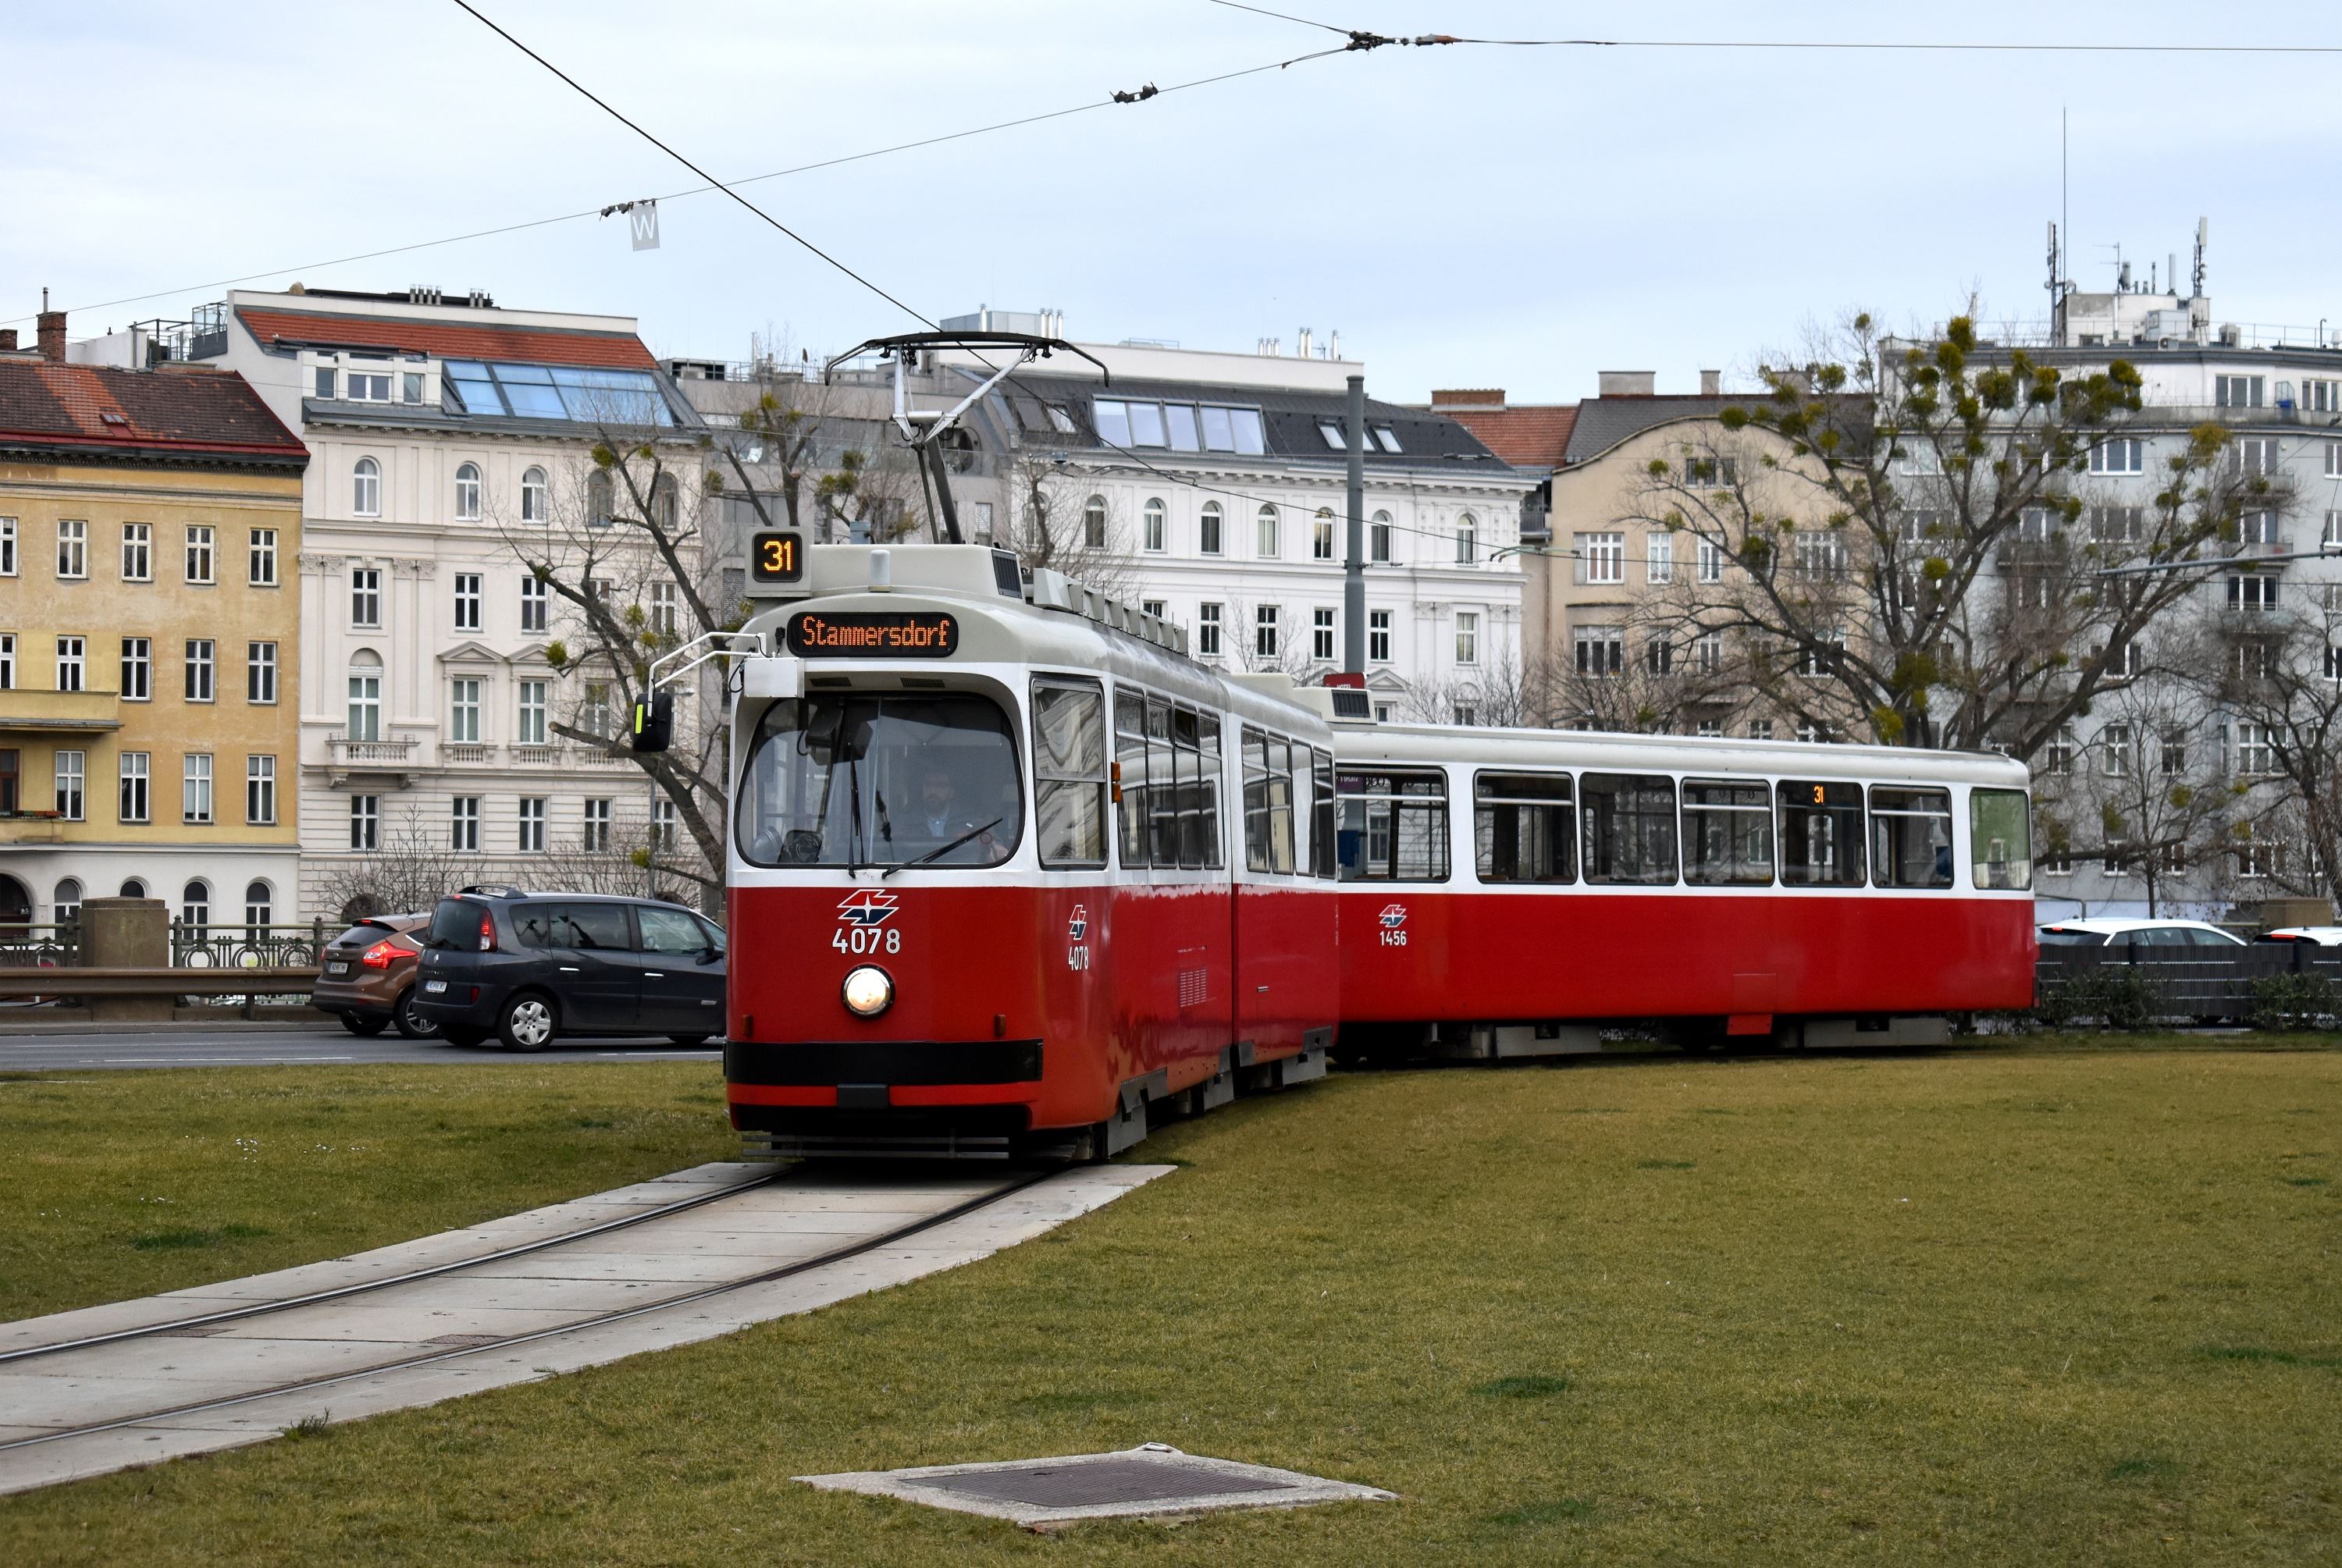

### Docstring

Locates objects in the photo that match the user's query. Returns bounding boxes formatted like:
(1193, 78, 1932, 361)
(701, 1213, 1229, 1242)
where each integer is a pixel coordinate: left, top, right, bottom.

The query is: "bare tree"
(1543, 611, 1751, 734)
(313, 806, 483, 923)
(1629, 314, 2287, 757)
(1005, 453, 1139, 599)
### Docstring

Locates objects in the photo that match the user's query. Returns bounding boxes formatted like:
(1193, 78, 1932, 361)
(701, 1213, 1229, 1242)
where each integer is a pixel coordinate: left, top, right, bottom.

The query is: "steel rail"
(0, 1169, 1051, 1455)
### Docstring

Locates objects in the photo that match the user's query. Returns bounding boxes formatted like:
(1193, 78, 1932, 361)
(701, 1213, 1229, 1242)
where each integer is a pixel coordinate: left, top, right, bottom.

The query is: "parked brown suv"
(311, 914, 440, 1039)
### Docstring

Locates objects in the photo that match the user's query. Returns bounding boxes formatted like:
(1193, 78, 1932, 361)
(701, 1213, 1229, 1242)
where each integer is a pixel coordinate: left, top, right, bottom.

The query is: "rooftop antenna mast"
(2192, 215, 2209, 300)
(823, 330, 1108, 545)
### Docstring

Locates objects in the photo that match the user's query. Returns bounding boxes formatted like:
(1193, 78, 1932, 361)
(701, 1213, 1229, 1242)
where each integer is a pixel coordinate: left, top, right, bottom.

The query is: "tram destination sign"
(748, 529, 806, 585)
(787, 610, 959, 658)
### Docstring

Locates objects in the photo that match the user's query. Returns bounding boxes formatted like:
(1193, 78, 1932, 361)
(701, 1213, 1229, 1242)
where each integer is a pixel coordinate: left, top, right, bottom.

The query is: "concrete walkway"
(0, 1160, 1171, 1496)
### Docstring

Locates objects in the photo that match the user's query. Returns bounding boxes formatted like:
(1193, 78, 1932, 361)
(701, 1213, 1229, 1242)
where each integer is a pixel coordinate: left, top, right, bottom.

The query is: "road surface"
(0, 1023, 722, 1072)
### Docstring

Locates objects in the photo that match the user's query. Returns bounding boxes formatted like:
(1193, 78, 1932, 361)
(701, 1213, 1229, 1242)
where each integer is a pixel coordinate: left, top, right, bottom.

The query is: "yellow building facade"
(0, 353, 308, 926)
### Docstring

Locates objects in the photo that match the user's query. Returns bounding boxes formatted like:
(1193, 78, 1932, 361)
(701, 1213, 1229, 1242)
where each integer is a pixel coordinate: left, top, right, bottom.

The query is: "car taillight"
(478, 912, 496, 952)
(361, 939, 402, 969)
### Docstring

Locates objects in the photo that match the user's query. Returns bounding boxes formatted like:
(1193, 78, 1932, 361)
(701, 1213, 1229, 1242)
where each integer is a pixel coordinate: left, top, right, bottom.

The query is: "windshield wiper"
(846, 755, 869, 875)
(884, 816, 1003, 879)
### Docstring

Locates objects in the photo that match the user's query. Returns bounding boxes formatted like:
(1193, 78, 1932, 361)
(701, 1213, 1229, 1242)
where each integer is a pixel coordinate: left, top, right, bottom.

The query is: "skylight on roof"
(1374, 425, 1402, 453)
(442, 360, 674, 425)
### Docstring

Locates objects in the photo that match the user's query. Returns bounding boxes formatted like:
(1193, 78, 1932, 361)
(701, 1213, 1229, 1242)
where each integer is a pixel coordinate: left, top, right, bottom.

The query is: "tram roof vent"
(1025, 567, 1188, 656)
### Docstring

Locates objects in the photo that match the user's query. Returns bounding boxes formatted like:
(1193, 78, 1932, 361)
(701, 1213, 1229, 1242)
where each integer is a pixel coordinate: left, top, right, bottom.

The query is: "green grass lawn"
(3, 1040, 2338, 1564)
(0, 1063, 733, 1321)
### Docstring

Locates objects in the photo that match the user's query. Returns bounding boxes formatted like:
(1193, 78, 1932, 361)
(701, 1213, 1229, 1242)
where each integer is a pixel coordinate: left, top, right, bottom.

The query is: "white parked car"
(2037, 918, 2247, 948)
(2257, 926, 2342, 946)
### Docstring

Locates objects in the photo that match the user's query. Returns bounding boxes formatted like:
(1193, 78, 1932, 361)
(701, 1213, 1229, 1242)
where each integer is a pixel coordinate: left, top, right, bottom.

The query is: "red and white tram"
(714, 543, 2036, 1158)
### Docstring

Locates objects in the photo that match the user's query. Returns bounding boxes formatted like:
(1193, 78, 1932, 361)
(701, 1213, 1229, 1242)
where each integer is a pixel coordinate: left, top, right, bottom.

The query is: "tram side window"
(1870, 786, 1954, 888)
(1114, 692, 1150, 867)
(1581, 773, 1678, 884)
(1242, 727, 1297, 874)
(1475, 771, 1576, 884)
(1032, 678, 1107, 868)
(1146, 699, 1178, 866)
(1682, 779, 1773, 885)
(1311, 746, 1337, 879)
(1197, 713, 1223, 869)
(1778, 780, 1865, 887)
(1970, 788, 2033, 890)
(1337, 768, 1450, 881)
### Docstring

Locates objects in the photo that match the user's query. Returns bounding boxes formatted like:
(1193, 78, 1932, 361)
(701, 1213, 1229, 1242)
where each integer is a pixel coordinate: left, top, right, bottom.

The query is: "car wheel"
(441, 1026, 488, 1048)
(339, 1012, 389, 1037)
(498, 992, 558, 1052)
(392, 987, 442, 1040)
(667, 1034, 710, 1047)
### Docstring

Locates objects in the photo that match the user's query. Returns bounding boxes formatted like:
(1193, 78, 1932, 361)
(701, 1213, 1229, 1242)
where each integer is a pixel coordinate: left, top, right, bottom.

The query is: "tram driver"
(911, 760, 1002, 862)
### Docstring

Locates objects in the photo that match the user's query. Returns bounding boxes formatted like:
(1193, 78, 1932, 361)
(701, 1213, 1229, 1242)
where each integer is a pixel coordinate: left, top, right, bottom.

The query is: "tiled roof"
(236, 308, 657, 369)
(1437, 404, 1579, 470)
(0, 360, 308, 468)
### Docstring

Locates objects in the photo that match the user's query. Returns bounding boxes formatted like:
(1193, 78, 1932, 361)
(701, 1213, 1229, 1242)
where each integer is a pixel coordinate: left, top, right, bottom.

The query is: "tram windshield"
(735, 694, 1021, 869)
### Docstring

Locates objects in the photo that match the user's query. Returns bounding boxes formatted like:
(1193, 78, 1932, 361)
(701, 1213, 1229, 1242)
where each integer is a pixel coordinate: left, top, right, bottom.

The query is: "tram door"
(1116, 694, 1233, 1080)
(1232, 730, 1337, 1060)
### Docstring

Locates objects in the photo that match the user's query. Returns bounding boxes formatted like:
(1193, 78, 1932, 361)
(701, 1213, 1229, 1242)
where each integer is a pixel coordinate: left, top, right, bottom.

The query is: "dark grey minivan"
(411, 887, 726, 1051)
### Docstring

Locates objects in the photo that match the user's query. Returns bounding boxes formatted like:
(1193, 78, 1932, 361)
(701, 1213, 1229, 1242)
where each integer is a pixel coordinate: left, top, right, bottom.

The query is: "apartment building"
(0, 313, 308, 926)
(183, 286, 706, 918)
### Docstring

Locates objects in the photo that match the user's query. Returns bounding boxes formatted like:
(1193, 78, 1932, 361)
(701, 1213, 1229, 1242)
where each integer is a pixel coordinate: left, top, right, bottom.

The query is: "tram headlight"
(842, 965, 895, 1018)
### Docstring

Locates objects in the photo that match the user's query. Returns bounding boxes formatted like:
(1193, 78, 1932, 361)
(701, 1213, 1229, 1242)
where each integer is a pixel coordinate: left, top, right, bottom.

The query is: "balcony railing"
(328, 735, 417, 764)
(441, 742, 497, 765)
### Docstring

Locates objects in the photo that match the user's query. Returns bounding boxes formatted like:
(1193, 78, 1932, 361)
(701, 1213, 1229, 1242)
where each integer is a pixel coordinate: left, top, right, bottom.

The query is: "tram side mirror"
(631, 693, 674, 754)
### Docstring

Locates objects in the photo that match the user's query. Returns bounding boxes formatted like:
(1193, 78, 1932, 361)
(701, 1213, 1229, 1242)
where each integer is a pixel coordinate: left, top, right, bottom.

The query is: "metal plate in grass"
(797, 1442, 1395, 1526)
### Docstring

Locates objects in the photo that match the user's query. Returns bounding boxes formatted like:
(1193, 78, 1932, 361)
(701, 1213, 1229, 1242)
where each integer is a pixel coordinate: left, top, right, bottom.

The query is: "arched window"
(1455, 513, 1478, 564)
(1142, 497, 1166, 553)
(244, 880, 272, 935)
(180, 879, 211, 932)
(53, 878, 82, 926)
(454, 461, 482, 521)
(1198, 501, 1224, 556)
(347, 649, 383, 741)
(586, 469, 614, 528)
(1371, 509, 1393, 563)
(353, 457, 381, 517)
(1256, 504, 1279, 559)
(1082, 495, 1108, 549)
(650, 472, 678, 532)
(521, 465, 549, 524)
(119, 878, 148, 899)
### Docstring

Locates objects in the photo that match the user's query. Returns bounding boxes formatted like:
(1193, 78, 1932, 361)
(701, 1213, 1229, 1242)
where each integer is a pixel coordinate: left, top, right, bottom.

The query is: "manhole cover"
(798, 1442, 1394, 1526)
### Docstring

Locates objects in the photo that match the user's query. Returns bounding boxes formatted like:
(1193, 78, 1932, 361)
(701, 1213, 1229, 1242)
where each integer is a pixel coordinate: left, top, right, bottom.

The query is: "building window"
(314, 365, 336, 399)
(1143, 497, 1166, 552)
(0, 633, 10, 692)
(2233, 722, 2276, 775)
(1694, 631, 1723, 674)
(1795, 720, 1824, 745)
(1795, 632, 1845, 678)
(2088, 438, 2145, 475)
(454, 461, 482, 521)
(582, 798, 612, 852)
(52, 878, 82, 923)
(1579, 532, 1623, 585)
(2235, 437, 2278, 475)
(1646, 637, 1674, 675)
(183, 754, 212, 823)
(2216, 374, 2265, 409)
(1255, 604, 1280, 658)
(1314, 513, 1336, 560)
(521, 465, 549, 523)
(1198, 603, 1223, 656)
(120, 522, 151, 581)
(247, 527, 277, 585)
(1696, 537, 1724, 583)
(2228, 574, 2279, 611)
(183, 639, 215, 702)
(1696, 720, 1721, 738)
(350, 795, 379, 851)
(968, 500, 994, 544)
(0, 517, 15, 574)
(2237, 834, 2284, 880)
(450, 795, 481, 852)
(1647, 533, 1674, 583)
(351, 567, 382, 628)
(586, 470, 614, 528)
(1574, 625, 1623, 677)
(1141, 599, 1167, 620)
(1792, 532, 1847, 580)
(1455, 514, 1477, 564)
(2309, 381, 2342, 414)
(117, 752, 149, 824)
(1748, 719, 1774, 741)
(518, 679, 548, 745)
(347, 365, 392, 401)
(1456, 611, 1480, 665)
(520, 575, 549, 634)
(2102, 724, 2133, 776)
(446, 571, 482, 632)
(2241, 510, 2281, 545)
(56, 635, 85, 693)
(518, 796, 546, 853)
(581, 682, 614, 739)
(2045, 724, 2077, 775)
(653, 798, 678, 852)
(353, 457, 381, 517)
(1312, 607, 1337, 661)
(184, 525, 215, 585)
(246, 756, 276, 825)
(57, 518, 87, 579)
(54, 751, 84, 821)
(450, 677, 483, 742)
(244, 880, 273, 933)
(347, 652, 383, 741)
(1370, 510, 1393, 563)
(1082, 496, 1107, 549)
(1256, 505, 1280, 559)
(1369, 609, 1392, 663)
(119, 637, 148, 701)
(247, 642, 277, 703)
(181, 880, 211, 930)
(1199, 502, 1223, 556)
(648, 581, 678, 637)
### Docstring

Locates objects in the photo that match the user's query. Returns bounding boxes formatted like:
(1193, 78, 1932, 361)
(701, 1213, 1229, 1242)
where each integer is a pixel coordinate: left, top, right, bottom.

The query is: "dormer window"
(347, 367, 393, 401)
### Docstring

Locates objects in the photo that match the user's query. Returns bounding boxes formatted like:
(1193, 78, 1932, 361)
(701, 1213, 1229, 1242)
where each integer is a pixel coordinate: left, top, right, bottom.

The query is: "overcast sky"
(7, 2, 2336, 403)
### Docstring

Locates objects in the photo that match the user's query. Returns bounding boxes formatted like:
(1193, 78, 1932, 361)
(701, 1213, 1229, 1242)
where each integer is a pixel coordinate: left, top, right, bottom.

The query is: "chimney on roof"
(1431, 389, 1506, 410)
(0, 329, 16, 352)
(36, 308, 66, 364)
(1597, 371, 1656, 397)
(1700, 368, 1721, 396)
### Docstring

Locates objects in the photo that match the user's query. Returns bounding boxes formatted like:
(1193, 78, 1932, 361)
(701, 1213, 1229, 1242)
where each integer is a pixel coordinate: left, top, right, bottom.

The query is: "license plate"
(326, 962, 351, 976)
(425, 980, 447, 994)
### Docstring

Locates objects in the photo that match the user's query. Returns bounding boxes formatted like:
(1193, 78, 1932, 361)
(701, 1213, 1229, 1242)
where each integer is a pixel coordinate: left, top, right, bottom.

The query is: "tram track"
(0, 1165, 1079, 1475)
